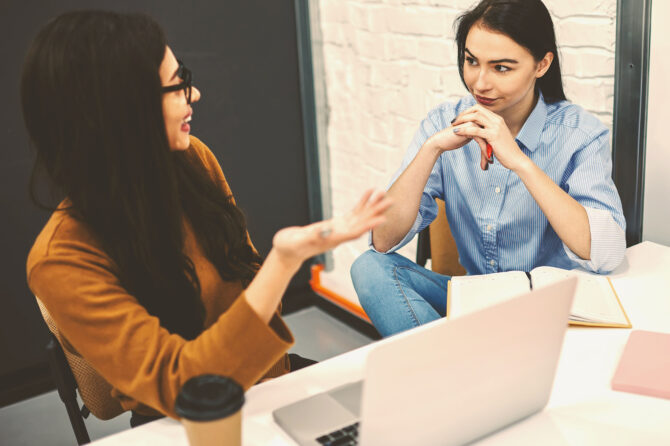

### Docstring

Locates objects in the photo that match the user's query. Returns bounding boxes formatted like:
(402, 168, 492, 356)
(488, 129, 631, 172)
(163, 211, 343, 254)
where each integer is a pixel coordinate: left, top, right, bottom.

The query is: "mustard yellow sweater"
(27, 136, 293, 418)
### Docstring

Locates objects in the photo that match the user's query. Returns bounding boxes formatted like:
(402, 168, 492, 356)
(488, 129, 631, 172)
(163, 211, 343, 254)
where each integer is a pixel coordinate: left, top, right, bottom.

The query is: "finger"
(367, 194, 392, 211)
(360, 198, 392, 224)
(472, 135, 487, 155)
(366, 189, 386, 207)
(451, 110, 475, 126)
(354, 192, 389, 222)
(470, 103, 499, 117)
(344, 199, 392, 238)
(352, 188, 375, 213)
(480, 150, 488, 171)
(452, 124, 486, 140)
(360, 216, 387, 233)
(362, 200, 392, 227)
(472, 136, 493, 164)
(452, 103, 492, 122)
(471, 136, 489, 171)
(349, 216, 387, 238)
(461, 104, 482, 116)
(452, 111, 495, 129)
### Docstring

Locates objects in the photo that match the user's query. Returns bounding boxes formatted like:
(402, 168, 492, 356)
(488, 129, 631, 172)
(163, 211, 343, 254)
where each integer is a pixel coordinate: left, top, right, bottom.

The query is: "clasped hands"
(428, 104, 528, 171)
(270, 106, 530, 267)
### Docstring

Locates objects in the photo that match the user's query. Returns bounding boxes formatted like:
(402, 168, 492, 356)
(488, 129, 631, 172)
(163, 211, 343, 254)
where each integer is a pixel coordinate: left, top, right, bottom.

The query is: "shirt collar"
(515, 91, 547, 152)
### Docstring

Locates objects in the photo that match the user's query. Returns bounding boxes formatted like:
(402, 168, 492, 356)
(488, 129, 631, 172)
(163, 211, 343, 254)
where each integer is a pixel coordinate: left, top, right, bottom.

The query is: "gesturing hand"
(451, 104, 528, 171)
(272, 189, 392, 266)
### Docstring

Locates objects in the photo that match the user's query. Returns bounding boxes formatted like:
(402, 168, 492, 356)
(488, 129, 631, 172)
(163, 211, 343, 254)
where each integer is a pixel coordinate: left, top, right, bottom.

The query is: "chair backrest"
(35, 297, 124, 420)
(46, 332, 91, 445)
(426, 198, 466, 277)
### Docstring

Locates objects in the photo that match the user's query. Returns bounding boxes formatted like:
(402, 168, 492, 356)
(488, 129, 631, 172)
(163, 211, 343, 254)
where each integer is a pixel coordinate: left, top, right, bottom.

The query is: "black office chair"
(36, 295, 124, 444)
(416, 226, 431, 267)
(46, 332, 92, 445)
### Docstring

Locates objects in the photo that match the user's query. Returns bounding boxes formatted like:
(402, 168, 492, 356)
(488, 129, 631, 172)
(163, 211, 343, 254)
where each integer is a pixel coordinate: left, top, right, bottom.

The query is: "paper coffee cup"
(175, 375, 245, 446)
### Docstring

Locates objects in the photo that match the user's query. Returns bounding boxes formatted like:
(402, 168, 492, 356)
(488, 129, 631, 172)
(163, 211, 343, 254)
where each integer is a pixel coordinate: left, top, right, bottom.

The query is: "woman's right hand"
(425, 122, 489, 162)
(271, 189, 392, 268)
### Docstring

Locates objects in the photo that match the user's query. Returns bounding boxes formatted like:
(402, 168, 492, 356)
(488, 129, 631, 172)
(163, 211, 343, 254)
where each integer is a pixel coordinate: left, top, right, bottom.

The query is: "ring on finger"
(319, 227, 332, 238)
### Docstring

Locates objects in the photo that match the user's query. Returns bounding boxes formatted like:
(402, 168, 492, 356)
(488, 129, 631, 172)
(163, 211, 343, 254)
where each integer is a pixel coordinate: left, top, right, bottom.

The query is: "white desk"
(92, 241, 670, 445)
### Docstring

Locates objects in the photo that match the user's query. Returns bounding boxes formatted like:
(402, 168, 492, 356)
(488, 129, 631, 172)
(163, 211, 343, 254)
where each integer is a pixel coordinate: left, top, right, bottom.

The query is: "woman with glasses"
(22, 11, 390, 423)
(351, 0, 626, 337)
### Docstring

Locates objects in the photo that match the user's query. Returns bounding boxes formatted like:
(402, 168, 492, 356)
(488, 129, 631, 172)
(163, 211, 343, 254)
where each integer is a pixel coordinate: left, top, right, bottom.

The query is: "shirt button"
(490, 259, 496, 266)
(495, 187, 501, 194)
(486, 224, 492, 232)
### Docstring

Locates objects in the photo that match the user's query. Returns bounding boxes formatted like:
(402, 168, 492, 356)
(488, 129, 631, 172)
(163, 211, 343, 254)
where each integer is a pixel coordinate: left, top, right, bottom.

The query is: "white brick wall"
(309, 0, 617, 305)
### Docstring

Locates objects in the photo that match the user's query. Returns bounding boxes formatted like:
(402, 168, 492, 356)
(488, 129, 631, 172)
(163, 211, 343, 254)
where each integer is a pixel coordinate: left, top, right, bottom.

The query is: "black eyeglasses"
(161, 60, 192, 104)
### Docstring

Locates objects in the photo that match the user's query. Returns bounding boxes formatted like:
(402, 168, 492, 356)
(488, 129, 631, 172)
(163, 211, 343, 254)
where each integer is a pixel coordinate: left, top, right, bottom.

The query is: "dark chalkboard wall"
(0, 1, 312, 406)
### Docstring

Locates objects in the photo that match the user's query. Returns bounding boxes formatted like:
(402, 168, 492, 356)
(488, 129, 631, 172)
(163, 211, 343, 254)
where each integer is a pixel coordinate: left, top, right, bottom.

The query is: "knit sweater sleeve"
(26, 136, 294, 418)
(27, 217, 293, 418)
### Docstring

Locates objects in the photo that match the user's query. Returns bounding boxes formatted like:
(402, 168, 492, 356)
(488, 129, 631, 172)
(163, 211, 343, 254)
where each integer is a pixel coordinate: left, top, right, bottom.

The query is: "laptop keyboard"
(315, 422, 359, 445)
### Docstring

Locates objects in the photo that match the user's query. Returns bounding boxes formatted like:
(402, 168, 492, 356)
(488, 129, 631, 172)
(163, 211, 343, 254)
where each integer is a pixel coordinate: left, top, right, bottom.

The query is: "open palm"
(272, 189, 391, 264)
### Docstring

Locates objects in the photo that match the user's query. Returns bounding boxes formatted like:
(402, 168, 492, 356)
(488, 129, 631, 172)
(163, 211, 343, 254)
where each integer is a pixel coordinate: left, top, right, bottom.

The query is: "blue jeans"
(350, 250, 451, 337)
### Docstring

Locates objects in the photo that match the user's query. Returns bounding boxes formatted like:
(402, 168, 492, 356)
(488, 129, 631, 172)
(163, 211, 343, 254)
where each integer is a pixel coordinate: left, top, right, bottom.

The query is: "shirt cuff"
(562, 206, 626, 273)
(367, 212, 424, 254)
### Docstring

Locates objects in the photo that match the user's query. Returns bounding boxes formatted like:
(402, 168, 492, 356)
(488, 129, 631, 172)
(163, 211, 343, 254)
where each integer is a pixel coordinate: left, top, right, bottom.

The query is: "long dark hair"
(21, 11, 261, 340)
(455, 0, 566, 103)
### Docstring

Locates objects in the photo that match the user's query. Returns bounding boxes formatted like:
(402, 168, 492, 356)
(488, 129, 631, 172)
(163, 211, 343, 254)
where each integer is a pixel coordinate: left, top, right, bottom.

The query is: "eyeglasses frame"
(161, 60, 192, 104)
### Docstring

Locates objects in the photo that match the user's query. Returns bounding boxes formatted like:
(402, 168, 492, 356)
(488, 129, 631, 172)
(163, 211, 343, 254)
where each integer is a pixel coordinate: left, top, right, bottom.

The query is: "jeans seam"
(392, 266, 421, 327)
(395, 266, 447, 290)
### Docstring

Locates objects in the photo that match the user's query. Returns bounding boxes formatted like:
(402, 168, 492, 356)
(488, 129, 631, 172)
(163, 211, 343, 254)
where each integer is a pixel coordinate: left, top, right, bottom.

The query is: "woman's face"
(160, 46, 201, 151)
(463, 22, 552, 121)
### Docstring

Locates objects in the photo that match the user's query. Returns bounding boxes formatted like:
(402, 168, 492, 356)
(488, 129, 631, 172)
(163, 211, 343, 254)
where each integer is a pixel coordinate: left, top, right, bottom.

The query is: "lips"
(181, 113, 192, 132)
(475, 95, 497, 106)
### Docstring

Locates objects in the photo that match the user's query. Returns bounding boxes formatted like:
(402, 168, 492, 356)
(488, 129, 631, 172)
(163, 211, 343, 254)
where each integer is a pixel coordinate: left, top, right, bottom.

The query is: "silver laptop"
(273, 277, 576, 446)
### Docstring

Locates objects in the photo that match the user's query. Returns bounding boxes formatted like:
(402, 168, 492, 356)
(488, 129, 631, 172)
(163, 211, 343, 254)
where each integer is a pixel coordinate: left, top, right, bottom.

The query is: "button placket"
(482, 167, 510, 273)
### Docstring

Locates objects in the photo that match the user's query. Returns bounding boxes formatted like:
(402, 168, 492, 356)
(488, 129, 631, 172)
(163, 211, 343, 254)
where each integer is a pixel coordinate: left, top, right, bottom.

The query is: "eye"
(495, 64, 510, 73)
(465, 56, 478, 66)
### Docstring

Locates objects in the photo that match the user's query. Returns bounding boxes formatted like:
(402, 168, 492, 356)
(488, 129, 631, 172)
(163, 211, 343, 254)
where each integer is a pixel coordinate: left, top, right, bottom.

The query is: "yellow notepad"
(447, 266, 631, 328)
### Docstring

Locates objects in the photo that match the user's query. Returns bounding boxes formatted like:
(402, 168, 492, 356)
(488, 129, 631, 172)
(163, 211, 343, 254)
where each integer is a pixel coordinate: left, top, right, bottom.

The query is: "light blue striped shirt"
(376, 94, 626, 274)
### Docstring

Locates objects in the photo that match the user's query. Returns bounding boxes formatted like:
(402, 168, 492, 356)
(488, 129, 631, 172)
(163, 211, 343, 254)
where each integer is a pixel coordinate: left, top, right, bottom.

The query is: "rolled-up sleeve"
(368, 109, 449, 253)
(561, 128, 626, 273)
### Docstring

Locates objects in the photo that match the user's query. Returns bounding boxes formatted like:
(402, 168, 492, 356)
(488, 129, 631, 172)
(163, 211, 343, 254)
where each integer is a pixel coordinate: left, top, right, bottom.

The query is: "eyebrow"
(464, 48, 518, 65)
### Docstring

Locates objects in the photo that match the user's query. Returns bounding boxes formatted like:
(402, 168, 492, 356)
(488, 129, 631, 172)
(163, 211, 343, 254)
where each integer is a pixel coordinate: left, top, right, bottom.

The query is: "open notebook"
(447, 266, 631, 328)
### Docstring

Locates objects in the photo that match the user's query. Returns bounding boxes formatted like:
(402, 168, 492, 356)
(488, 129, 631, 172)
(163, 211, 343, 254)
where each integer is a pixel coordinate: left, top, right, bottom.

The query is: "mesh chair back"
(36, 297, 124, 420)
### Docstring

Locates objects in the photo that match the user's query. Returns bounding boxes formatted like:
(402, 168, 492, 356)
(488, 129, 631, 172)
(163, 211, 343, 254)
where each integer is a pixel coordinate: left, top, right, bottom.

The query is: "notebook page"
(530, 266, 626, 324)
(449, 271, 530, 318)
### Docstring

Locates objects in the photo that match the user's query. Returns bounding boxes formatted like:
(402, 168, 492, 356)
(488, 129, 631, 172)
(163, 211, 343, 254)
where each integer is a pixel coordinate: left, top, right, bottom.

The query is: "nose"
(472, 68, 492, 93)
(190, 85, 201, 104)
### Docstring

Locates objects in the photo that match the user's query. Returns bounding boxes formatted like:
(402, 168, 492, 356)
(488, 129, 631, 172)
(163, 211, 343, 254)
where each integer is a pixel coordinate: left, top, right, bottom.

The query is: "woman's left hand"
(451, 105, 528, 171)
(272, 189, 392, 267)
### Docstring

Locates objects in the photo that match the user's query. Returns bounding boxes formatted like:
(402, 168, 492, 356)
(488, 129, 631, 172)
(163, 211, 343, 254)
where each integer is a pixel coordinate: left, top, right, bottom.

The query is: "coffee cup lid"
(175, 374, 245, 421)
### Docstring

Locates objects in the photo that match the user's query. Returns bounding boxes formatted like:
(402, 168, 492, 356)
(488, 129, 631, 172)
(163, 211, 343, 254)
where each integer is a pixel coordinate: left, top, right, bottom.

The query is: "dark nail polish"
(450, 118, 456, 124)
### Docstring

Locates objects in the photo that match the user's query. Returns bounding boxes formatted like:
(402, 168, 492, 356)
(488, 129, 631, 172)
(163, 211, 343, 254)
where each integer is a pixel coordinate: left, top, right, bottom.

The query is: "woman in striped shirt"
(351, 0, 626, 337)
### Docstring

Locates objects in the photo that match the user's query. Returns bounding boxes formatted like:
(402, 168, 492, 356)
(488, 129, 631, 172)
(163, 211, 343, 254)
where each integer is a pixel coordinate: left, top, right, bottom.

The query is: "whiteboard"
(642, 0, 670, 245)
